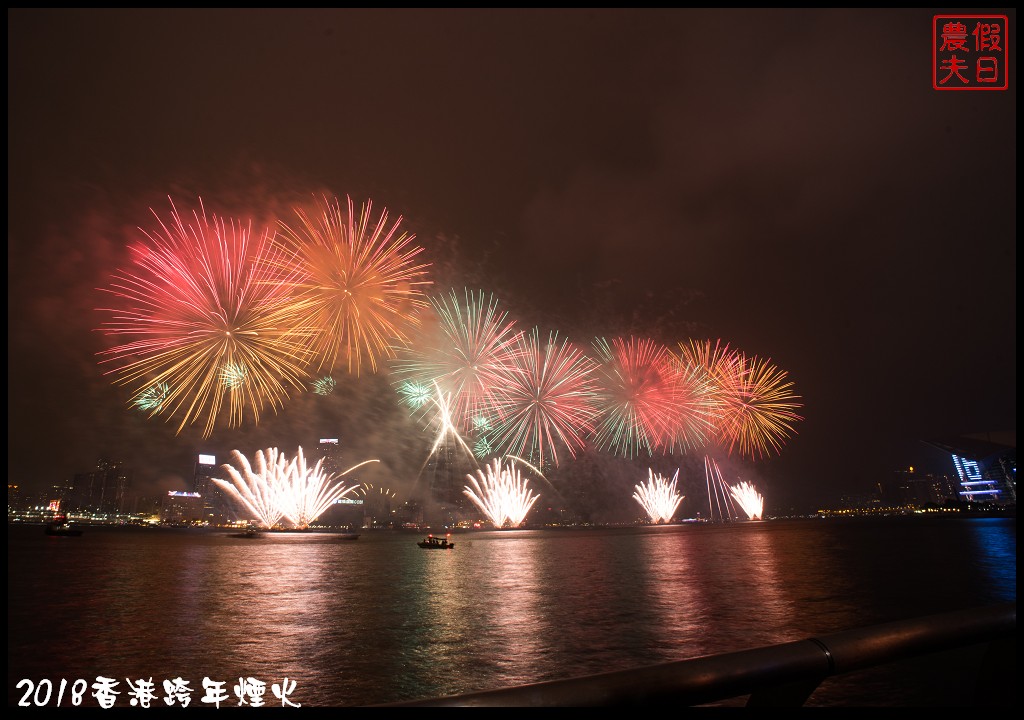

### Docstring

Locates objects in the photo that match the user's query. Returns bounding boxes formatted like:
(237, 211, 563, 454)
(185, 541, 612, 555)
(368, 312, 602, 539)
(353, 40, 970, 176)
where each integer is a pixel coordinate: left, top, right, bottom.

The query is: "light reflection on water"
(8, 517, 1015, 707)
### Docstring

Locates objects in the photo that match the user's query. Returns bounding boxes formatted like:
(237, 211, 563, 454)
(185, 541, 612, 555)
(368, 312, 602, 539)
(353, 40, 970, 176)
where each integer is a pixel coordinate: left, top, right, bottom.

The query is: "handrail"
(379, 602, 1016, 707)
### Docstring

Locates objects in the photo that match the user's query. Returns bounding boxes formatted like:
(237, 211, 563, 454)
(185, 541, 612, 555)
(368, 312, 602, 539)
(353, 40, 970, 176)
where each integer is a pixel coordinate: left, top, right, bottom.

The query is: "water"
(7, 517, 1016, 707)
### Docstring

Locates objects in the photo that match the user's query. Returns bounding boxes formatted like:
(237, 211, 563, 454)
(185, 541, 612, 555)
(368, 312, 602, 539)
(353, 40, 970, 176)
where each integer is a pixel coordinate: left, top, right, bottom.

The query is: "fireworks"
(633, 468, 685, 524)
(589, 337, 680, 458)
(729, 481, 764, 520)
(703, 456, 741, 522)
(680, 340, 803, 459)
(390, 289, 521, 433)
(216, 446, 379, 530)
(662, 349, 723, 453)
(395, 380, 432, 410)
(422, 380, 476, 460)
(134, 382, 170, 413)
(311, 376, 337, 395)
(274, 194, 432, 376)
(723, 354, 802, 460)
(96, 198, 313, 438)
(216, 447, 290, 530)
(463, 457, 540, 528)
(275, 449, 377, 530)
(484, 328, 599, 468)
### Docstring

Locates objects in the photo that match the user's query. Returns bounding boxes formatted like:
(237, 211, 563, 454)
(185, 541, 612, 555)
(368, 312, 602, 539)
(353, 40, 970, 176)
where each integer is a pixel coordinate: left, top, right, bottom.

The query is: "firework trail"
(633, 468, 685, 524)
(411, 381, 478, 497)
(274, 194, 432, 376)
(589, 336, 681, 458)
(390, 288, 521, 433)
(729, 480, 765, 520)
(463, 457, 540, 528)
(703, 456, 741, 522)
(97, 198, 312, 438)
(484, 328, 599, 468)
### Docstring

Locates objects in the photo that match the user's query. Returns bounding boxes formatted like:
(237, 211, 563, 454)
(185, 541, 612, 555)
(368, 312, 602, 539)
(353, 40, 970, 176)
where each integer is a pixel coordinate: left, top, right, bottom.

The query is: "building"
(924, 432, 1016, 506)
(316, 438, 343, 476)
(159, 491, 204, 524)
(193, 454, 230, 524)
(67, 458, 132, 514)
(876, 467, 959, 507)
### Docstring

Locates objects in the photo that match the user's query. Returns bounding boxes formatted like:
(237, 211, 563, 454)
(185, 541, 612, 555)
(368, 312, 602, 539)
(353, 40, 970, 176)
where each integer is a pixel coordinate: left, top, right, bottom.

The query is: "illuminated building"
(193, 453, 229, 524)
(160, 491, 204, 524)
(925, 433, 1016, 505)
(316, 438, 343, 476)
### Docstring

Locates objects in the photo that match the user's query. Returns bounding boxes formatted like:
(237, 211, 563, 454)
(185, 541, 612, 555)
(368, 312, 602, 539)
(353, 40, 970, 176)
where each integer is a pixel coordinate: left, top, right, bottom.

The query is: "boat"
(227, 528, 264, 539)
(337, 533, 360, 541)
(417, 533, 454, 550)
(44, 519, 83, 537)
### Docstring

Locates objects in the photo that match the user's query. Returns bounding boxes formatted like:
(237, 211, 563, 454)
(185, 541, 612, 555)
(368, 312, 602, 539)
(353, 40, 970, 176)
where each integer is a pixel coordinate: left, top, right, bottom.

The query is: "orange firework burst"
(274, 195, 433, 375)
(680, 339, 803, 459)
(96, 198, 313, 438)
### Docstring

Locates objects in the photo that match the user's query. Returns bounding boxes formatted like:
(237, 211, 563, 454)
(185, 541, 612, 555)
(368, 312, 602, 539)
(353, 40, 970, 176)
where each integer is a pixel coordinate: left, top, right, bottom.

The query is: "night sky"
(8, 8, 1016, 513)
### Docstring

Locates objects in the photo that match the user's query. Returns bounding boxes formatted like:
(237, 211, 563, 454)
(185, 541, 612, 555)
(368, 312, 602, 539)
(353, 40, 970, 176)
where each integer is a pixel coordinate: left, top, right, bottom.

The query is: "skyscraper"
(68, 458, 131, 514)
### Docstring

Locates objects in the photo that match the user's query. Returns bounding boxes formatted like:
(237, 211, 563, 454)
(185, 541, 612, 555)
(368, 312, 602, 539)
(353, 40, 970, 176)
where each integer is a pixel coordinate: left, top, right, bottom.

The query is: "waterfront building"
(67, 457, 131, 514)
(925, 433, 1016, 506)
(159, 490, 204, 524)
(193, 453, 230, 524)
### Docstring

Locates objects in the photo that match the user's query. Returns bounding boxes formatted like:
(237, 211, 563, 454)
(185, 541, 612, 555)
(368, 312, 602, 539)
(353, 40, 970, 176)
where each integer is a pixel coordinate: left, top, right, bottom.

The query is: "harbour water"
(7, 516, 1016, 707)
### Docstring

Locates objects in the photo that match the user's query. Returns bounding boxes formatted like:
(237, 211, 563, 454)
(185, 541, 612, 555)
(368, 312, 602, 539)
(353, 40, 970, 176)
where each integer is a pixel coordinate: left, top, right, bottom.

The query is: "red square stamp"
(933, 15, 1009, 90)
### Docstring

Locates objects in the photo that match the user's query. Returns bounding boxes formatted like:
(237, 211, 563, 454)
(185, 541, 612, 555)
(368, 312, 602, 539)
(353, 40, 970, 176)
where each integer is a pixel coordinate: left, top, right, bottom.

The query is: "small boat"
(336, 533, 360, 541)
(417, 533, 454, 550)
(227, 528, 264, 539)
(45, 520, 83, 537)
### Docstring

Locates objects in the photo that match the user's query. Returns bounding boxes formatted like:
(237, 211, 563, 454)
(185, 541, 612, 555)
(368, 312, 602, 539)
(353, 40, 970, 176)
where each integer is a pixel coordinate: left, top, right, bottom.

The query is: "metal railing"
(381, 602, 1016, 707)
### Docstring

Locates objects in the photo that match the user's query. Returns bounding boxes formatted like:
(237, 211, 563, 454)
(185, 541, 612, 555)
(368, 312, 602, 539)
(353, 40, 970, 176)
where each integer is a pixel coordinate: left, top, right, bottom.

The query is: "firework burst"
(589, 336, 681, 458)
(729, 480, 765, 520)
(718, 353, 803, 459)
(463, 457, 540, 528)
(96, 198, 313, 438)
(215, 447, 290, 530)
(390, 288, 521, 432)
(134, 382, 170, 413)
(662, 350, 723, 454)
(311, 375, 337, 395)
(633, 468, 685, 524)
(680, 340, 802, 459)
(484, 328, 599, 468)
(275, 449, 377, 530)
(217, 447, 379, 530)
(274, 194, 432, 376)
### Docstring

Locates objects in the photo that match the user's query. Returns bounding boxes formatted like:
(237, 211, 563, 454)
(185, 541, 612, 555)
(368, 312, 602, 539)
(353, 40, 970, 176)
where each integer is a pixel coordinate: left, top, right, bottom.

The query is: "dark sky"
(8, 8, 1016, 513)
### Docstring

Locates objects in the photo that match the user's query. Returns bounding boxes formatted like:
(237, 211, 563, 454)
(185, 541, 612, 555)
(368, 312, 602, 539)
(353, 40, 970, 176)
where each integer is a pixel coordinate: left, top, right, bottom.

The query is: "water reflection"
(965, 519, 1016, 602)
(8, 519, 1016, 708)
(635, 525, 705, 659)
